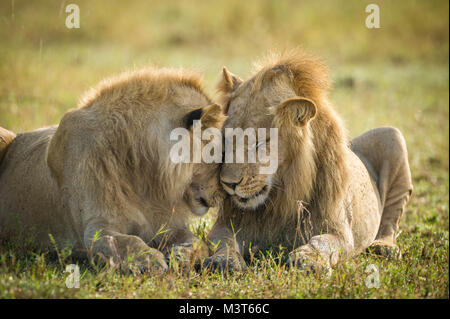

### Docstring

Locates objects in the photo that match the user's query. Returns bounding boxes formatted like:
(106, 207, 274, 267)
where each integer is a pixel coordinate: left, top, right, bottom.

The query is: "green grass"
(0, 0, 448, 298)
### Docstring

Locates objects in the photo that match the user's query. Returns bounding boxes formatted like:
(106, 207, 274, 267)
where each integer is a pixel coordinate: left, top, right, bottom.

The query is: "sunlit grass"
(0, 0, 448, 298)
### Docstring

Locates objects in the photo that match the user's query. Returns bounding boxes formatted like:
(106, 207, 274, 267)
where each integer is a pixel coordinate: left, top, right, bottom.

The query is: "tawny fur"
(0, 67, 225, 273)
(206, 49, 413, 272)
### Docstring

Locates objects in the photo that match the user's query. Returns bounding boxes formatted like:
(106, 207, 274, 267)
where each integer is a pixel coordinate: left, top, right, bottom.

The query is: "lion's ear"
(217, 67, 242, 94)
(275, 96, 317, 127)
(200, 103, 227, 129)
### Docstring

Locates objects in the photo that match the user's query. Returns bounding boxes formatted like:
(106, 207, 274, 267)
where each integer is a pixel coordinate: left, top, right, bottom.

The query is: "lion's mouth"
(190, 197, 210, 216)
(234, 185, 269, 208)
(197, 197, 209, 207)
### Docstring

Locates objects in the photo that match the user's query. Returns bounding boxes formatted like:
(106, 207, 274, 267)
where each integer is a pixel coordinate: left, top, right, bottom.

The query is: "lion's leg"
(351, 127, 413, 258)
(165, 227, 210, 270)
(370, 157, 412, 258)
(288, 231, 354, 274)
(84, 220, 168, 274)
(203, 219, 246, 273)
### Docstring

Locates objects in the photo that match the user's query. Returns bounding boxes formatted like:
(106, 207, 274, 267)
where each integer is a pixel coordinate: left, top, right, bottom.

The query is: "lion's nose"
(221, 176, 243, 191)
(220, 165, 243, 193)
(222, 181, 238, 190)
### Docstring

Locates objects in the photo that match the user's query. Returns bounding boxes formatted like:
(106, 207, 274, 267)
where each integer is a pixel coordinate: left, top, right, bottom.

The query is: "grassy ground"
(0, 0, 448, 298)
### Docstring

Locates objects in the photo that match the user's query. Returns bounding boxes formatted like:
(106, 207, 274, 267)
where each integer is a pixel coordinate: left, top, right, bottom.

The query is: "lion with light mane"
(205, 49, 413, 272)
(0, 67, 225, 273)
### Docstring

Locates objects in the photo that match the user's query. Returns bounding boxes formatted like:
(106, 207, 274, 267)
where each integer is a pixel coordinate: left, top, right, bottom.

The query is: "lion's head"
(178, 102, 226, 216)
(217, 50, 347, 214)
(49, 67, 227, 220)
(184, 162, 224, 216)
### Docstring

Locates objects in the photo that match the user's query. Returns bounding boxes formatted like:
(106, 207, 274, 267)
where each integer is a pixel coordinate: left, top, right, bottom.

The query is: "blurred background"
(0, 0, 448, 230)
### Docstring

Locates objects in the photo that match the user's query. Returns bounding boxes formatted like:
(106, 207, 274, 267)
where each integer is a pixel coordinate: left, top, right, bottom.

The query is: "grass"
(0, 0, 448, 298)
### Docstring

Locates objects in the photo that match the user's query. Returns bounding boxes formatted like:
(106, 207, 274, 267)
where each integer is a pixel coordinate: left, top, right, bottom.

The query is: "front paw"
(127, 248, 169, 275)
(366, 242, 401, 259)
(170, 243, 194, 262)
(287, 245, 331, 276)
(167, 244, 195, 273)
(89, 234, 168, 275)
(203, 253, 245, 273)
(169, 241, 209, 270)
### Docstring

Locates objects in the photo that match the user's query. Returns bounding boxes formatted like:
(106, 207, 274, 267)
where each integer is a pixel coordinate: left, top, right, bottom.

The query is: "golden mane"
(79, 67, 210, 110)
(219, 49, 351, 243)
(47, 67, 213, 227)
(265, 50, 349, 238)
(0, 67, 225, 271)
(208, 50, 413, 270)
(251, 49, 331, 99)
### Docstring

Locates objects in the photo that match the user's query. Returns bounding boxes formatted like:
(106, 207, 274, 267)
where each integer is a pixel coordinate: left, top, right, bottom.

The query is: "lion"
(0, 67, 226, 273)
(205, 49, 413, 272)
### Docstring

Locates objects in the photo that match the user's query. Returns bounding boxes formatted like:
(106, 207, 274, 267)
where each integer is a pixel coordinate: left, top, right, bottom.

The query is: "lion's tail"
(0, 126, 15, 165)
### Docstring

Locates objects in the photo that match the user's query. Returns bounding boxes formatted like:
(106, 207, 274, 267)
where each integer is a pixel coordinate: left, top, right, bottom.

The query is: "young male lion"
(205, 50, 413, 272)
(0, 68, 225, 273)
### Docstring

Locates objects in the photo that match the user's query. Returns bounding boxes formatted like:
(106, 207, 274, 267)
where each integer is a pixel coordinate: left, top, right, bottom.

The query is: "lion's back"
(0, 126, 69, 249)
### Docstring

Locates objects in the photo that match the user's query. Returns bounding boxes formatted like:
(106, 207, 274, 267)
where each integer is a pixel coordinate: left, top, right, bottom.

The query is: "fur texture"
(0, 67, 225, 273)
(206, 50, 413, 272)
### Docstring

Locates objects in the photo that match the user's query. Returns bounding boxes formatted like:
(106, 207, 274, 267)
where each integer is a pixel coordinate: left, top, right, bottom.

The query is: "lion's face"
(167, 85, 227, 216)
(220, 82, 275, 210)
(185, 163, 225, 216)
(217, 67, 317, 210)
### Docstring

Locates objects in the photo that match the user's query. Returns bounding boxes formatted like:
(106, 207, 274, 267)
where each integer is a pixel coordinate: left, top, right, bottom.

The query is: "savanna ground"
(0, 0, 448, 298)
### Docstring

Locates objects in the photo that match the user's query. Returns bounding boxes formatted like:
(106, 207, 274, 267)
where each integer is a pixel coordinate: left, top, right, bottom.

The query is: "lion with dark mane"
(206, 49, 413, 272)
(0, 67, 225, 273)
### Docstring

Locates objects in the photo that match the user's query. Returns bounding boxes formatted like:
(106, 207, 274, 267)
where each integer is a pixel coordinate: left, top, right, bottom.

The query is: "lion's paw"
(366, 243, 401, 260)
(203, 253, 245, 273)
(127, 249, 169, 275)
(287, 246, 332, 276)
